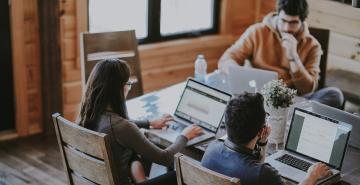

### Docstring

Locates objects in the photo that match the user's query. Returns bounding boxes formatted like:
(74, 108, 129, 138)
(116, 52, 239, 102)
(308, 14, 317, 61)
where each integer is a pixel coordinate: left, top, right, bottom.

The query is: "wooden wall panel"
(307, 0, 360, 74)
(329, 32, 360, 63)
(63, 82, 82, 104)
(25, 0, 42, 133)
(59, 0, 86, 121)
(259, 0, 276, 21)
(63, 103, 80, 121)
(10, 0, 43, 138)
(328, 54, 360, 74)
(308, 0, 360, 38)
(230, 0, 256, 35)
(62, 61, 81, 82)
(10, 0, 27, 137)
(139, 36, 233, 92)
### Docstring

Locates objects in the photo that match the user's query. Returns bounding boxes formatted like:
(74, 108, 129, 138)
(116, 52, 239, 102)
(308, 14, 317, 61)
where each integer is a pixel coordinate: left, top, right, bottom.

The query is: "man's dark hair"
(225, 92, 266, 144)
(277, 0, 309, 21)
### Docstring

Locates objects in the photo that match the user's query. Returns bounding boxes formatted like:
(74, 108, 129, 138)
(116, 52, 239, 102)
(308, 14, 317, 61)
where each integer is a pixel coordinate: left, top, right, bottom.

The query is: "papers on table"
(126, 82, 185, 120)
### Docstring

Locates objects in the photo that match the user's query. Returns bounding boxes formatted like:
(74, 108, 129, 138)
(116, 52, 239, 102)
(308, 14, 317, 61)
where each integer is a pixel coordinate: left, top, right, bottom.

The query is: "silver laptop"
(228, 66, 278, 95)
(266, 108, 352, 184)
(309, 101, 360, 149)
(148, 78, 232, 146)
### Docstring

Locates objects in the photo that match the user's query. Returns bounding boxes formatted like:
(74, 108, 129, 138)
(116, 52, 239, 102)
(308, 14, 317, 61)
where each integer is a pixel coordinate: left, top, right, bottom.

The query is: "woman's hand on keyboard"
(149, 114, 174, 129)
(181, 124, 204, 140)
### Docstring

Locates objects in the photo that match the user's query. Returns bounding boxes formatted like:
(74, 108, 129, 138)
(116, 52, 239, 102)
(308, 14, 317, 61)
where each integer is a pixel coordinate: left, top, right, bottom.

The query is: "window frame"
(87, 0, 221, 44)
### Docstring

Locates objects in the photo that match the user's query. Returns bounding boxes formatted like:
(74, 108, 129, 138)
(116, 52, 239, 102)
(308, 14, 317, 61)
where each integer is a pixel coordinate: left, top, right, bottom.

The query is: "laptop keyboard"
(276, 154, 312, 172)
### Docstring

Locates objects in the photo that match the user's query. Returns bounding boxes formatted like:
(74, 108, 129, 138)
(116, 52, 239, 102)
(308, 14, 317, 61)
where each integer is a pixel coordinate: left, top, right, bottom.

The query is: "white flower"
(261, 79, 297, 109)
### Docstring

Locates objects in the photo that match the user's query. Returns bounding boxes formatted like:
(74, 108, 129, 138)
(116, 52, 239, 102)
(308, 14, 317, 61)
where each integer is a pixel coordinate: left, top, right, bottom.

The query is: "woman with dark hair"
(77, 58, 203, 185)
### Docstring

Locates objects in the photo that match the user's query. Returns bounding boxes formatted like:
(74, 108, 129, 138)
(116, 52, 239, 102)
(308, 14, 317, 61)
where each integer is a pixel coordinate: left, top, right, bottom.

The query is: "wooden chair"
(309, 27, 330, 90)
(175, 153, 241, 185)
(52, 113, 119, 185)
(309, 27, 347, 110)
(80, 30, 144, 99)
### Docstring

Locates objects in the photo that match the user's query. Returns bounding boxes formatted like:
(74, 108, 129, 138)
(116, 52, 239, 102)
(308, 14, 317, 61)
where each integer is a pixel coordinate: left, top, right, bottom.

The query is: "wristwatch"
(288, 58, 296, 62)
(257, 140, 268, 146)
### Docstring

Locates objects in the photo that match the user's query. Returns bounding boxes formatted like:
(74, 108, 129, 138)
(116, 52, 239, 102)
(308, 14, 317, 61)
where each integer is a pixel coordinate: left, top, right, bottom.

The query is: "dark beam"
(37, 0, 63, 135)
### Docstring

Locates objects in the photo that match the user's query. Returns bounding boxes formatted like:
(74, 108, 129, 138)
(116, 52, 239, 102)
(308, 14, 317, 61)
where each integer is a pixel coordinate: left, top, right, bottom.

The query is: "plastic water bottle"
(194, 54, 207, 83)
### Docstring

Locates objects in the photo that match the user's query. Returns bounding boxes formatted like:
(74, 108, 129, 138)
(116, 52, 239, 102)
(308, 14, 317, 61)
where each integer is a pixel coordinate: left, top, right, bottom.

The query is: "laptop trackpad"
(279, 165, 306, 183)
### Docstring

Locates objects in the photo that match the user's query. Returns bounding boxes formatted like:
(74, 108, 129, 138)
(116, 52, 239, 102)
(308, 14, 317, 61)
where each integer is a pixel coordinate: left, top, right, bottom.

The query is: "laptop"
(148, 78, 232, 146)
(266, 108, 352, 184)
(309, 101, 360, 149)
(228, 65, 278, 95)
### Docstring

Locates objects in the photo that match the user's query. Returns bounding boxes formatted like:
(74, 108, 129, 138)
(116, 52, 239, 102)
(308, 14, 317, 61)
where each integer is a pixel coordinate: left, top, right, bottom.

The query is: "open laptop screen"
(286, 108, 352, 169)
(175, 79, 231, 132)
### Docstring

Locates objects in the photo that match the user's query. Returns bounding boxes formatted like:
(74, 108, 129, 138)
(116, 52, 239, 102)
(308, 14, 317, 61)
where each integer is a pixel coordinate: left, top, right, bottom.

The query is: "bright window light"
(88, 0, 148, 39)
(160, 0, 214, 36)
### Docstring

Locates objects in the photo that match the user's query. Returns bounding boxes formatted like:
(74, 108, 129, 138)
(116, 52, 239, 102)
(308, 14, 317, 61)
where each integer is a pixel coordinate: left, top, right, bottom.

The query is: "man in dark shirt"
(201, 93, 332, 185)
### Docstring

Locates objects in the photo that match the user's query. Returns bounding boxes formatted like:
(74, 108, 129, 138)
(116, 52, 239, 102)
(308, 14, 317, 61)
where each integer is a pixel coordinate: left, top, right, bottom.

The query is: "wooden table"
(127, 82, 360, 185)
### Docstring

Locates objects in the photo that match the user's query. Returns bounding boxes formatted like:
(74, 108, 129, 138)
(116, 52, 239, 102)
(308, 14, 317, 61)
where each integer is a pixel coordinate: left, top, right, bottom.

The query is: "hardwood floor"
(0, 135, 168, 185)
(0, 135, 67, 185)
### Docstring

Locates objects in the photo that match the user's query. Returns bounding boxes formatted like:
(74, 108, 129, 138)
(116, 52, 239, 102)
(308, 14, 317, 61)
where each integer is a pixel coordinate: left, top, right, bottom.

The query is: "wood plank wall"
(307, 0, 360, 74)
(9, 0, 43, 139)
(23, 0, 43, 135)
(139, 35, 234, 92)
(59, 0, 85, 121)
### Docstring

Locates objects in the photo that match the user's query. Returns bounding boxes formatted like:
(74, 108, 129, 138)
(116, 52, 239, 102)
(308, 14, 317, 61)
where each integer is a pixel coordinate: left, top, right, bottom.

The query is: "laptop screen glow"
(286, 109, 352, 169)
(175, 80, 231, 132)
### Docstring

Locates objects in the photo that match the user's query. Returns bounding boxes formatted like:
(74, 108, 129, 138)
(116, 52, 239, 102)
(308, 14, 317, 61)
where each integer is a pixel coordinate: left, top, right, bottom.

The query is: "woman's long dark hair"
(77, 58, 130, 129)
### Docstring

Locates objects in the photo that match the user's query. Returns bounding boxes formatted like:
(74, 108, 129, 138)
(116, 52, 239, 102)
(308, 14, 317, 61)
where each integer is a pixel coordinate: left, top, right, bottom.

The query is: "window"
(88, 0, 148, 39)
(88, 0, 220, 44)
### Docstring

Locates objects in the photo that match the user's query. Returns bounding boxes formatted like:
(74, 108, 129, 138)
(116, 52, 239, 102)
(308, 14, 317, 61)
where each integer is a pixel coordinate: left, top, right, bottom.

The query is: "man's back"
(201, 140, 284, 185)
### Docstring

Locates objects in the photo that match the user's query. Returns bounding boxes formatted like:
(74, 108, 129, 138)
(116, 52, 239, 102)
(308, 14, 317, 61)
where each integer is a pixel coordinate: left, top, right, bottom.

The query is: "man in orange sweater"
(219, 0, 344, 109)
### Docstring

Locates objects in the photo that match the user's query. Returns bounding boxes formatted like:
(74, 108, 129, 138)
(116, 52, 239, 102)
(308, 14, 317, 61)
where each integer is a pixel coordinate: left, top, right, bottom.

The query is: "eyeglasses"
(125, 77, 138, 91)
(265, 112, 270, 122)
(279, 18, 301, 27)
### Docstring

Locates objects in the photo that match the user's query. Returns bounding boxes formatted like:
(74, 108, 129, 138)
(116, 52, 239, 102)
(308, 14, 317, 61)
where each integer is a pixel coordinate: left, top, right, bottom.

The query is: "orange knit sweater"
(219, 13, 322, 95)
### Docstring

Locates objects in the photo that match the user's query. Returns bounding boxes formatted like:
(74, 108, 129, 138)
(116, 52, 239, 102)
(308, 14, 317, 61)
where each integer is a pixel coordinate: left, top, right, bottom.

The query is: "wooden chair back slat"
(52, 113, 119, 185)
(80, 30, 143, 99)
(83, 31, 136, 53)
(175, 153, 241, 185)
(64, 146, 109, 185)
(56, 115, 105, 159)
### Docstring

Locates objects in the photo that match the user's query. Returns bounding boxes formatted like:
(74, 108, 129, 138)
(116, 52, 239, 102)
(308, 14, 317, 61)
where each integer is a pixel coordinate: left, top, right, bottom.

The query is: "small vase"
(265, 105, 288, 145)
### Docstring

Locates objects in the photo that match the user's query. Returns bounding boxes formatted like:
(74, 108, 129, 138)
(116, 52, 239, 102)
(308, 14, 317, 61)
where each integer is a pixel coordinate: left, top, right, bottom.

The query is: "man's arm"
(259, 144, 267, 163)
(258, 124, 271, 163)
(288, 51, 321, 94)
(281, 33, 321, 94)
(218, 26, 255, 74)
